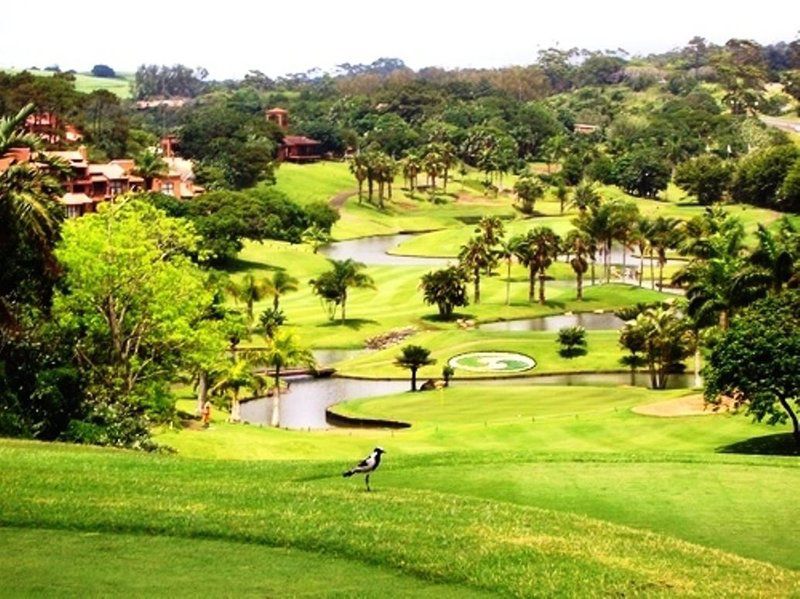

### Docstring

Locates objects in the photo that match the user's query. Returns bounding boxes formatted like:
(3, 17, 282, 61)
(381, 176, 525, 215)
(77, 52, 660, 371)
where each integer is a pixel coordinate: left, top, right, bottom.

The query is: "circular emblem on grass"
(448, 351, 536, 373)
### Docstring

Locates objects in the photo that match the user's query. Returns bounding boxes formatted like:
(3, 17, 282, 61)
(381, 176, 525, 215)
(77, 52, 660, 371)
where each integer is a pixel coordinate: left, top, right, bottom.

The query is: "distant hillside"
(2, 68, 133, 99)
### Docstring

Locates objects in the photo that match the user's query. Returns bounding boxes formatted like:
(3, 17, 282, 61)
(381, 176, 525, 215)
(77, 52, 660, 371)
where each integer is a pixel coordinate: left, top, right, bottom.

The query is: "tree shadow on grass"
(420, 311, 476, 324)
(717, 433, 799, 456)
(222, 258, 285, 275)
(320, 318, 378, 331)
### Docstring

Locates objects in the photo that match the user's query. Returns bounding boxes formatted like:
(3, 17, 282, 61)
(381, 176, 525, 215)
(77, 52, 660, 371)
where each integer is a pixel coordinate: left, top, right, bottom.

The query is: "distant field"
(1, 68, 133, 98)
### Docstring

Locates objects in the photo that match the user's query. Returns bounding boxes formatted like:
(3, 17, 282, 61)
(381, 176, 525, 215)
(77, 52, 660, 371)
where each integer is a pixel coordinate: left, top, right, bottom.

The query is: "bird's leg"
(365, 474, 371, 492)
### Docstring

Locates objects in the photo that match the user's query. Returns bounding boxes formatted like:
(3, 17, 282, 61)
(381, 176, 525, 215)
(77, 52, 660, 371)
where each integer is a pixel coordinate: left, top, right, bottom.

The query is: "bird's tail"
(342, 469, 354, 478)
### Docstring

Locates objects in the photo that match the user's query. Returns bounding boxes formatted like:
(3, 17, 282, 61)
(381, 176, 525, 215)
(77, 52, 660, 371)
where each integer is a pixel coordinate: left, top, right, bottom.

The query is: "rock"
(419, 379, 437, 391)
(364, 326, 418, 350)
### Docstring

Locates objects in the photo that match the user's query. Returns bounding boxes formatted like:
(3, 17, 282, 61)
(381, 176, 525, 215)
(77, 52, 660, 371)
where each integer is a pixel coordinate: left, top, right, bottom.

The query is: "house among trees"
(573, 123, 599, 135)
(266, 107, 321, 162)
(25, 112, 83, 144)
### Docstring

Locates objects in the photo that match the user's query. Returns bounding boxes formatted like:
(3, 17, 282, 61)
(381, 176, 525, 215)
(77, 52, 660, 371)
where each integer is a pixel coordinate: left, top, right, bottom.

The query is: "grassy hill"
(1, 68, 133, 98)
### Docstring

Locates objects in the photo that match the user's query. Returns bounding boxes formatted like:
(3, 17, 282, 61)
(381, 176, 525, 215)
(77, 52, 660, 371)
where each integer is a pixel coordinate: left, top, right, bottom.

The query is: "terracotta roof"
(282, 135, 321, 146)
(89, 163, 126, 180)
(47, 150, 87, 168)
(111, 159, 135, 173)
(266, 107, 288, 114)
(163, 156, 196, 181)
(61, 193, 94, 206)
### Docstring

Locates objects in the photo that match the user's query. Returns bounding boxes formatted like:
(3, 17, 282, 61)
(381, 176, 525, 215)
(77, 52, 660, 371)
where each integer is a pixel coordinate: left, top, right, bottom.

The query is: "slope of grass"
(0, 526, 485, 598)
(2, 440, 798, 596)
(2, 68, 132, 98)
(271, 161, 355, 206)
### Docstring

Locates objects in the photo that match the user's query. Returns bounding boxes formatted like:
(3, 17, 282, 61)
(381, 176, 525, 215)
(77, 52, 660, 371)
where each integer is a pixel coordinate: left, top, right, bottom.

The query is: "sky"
(0, 0, 797, 79)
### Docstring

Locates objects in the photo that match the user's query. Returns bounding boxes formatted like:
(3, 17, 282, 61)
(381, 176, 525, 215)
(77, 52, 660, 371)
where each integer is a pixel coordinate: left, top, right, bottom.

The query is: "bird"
(343, 447, 386, 492)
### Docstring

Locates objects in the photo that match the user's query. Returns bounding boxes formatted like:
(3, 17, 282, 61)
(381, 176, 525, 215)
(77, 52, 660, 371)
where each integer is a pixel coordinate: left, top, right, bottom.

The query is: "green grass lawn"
(230, 240, 670, 349)
(271, 161, 355, 206)
(2, 438, 799, 596)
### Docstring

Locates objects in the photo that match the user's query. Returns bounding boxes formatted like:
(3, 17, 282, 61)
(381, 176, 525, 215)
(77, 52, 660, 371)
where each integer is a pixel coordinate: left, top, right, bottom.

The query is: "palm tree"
(543, 134, 568, 174)
(261, 331, 314, 427)
(310, 259, 375, 323)
(648, 216, 683, 291)
(422, 146, 444, 190)
(564, 230, 590, 300)
(573, 210, 601, 287)
(227, 274, 269, 325)
(301, 225, 330, 254)
(348, 154, 369, 203)
(609, 200, 640, 275)
(512, 227, 561, 304)
(623, 306, 690, 389)
(737, 222, 797, 294)
(134, 149, 168, 191)
(633, 216, 653, 288)
(438, 142, 457, 192)
(0, 103, 41, 154)
(211, 357, 267, 423)
(555, 180, 569, 215)
(570, 180, 601, 214)
(263, 270, 299, 310)
(496, 240, 515, 305)
(402, 153, 421, 192)
(513, 175, 545, 215)
(394, 345, 436, 391)
(459, 237, 494, 304)
(475, 216, 505, 248)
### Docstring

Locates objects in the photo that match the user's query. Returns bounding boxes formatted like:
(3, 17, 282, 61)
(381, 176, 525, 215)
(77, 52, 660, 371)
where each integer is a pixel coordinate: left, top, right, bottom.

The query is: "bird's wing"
(352, 454, 376, 472)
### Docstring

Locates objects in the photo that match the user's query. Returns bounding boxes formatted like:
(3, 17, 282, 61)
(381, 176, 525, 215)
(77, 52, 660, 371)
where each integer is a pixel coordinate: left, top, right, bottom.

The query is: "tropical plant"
(227, 273, 269, 325)
(557, 326, 587, 358)
(648, 216, 683, 291)
(620, 306, 690, 389)
(260, 330, 314, 427)
(511, 227, 561, 304)
(211, 357, 267, 423)
(458, 237, 495, 304)
(394, 345, 436, 391)
(442, 364, 455, 387)
(475, 216, 505, 248)
(263, 270, 299, 311)
(618, 321, 647, 384)
(570, 180, 601, 213)
(513, 175, 545, 215)
(258, 307, 285, 339)
(301, 225, 330, 254)
(309, 259, 374, 323)
(348, 154, 369, 203)
(134, 149, 168, 190)
(495, 239, 515, 305)
(0, 103, 40, 154)
(563, 229, 590, 300)
(420, 266, 469, 319)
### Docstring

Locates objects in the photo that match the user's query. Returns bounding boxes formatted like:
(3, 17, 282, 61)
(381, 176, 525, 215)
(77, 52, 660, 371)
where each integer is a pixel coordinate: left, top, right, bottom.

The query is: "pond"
(239, 371, 695, 430)
(321, 233, 450, 267)
(480, 312, 625, 332)
(312, 348, 368, 367)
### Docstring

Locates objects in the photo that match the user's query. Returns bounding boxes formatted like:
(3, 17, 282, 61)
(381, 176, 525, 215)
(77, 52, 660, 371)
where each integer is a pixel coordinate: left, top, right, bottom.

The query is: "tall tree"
(459, 237, 495, 304)
(134, 150, 168, 191)
(394, 345, 436, 391)
(564, 229, 590, 300)
(309, 259, 374, 323)
(263, 270, 299, 311)
(261, 330, 314, 427)
(419, 267, 468, 319)
(211, 357, 267, 423)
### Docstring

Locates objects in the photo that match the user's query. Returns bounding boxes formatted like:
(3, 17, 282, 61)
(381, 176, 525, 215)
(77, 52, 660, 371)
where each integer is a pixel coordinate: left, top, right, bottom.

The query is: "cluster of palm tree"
(348, 151, 397, 207)
(309, 258, 374, 322)
(226, 270, 299, 329)
(403, 142, 457, 193)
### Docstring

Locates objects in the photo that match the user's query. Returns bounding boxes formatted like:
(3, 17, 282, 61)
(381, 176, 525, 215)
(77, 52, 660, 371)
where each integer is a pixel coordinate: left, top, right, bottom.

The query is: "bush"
(558, 326, 587, 358)
(732, 145, 799, 208)
(674, 155, 732, 205)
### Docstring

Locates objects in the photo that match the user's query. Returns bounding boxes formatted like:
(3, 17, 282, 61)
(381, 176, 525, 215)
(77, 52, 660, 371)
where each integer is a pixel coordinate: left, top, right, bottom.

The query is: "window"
(110, 180, 124, 196)
(161, 181, 174, 195)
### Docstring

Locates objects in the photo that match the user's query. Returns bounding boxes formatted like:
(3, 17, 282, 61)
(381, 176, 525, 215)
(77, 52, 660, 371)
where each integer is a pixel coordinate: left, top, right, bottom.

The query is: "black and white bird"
(342, 447, 386, 492)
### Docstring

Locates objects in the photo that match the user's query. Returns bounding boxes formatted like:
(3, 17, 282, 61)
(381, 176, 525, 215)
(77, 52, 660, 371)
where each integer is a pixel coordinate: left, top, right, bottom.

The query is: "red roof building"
(25, 112, 83, 144)
(266, 107, 322, 163)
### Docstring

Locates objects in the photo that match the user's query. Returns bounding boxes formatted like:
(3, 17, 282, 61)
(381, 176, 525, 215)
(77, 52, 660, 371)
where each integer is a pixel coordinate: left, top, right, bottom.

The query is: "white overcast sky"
(0, 0, 797, 79)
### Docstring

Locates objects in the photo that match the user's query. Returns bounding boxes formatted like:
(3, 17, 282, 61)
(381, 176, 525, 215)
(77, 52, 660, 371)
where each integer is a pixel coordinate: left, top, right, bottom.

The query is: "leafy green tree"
(261, 330, 314, 427)
(228, 273, 269, 326)
(779, 158, 800, 212)
(394, 345, 436, 391)
(513, 175, 545, 215)
(53, 199, 226, 447)
(704, 290, 800, 446)
(737, 222, 798, 294)
(475, 216, 505, 248)
(649, 216, 683, 291)
(618, 321, 647, 384)
(309, 259, 374, 323)
(674, 155, 732, 205)
(613, 149, 671, 198)
(458, 237, 495, 304)
(732, 145, 799, 208)
(420, 267, 469, 319)
(134, 149, 167, 190)
(557, 326, 587, 358)
(555, 179, 569, 215)
(258, 307, 285, 340)
(348, 154, 369, 203)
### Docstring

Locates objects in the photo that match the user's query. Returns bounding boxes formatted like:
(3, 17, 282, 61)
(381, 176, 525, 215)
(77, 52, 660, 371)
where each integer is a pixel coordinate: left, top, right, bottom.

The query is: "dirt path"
(330, 189, 358, 208)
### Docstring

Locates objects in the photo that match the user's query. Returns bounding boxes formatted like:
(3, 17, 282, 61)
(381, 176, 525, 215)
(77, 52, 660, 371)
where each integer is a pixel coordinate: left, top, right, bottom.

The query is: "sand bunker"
(633, 394, 734, 417)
